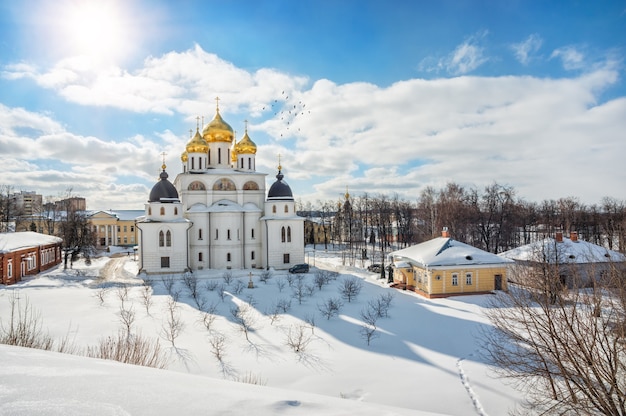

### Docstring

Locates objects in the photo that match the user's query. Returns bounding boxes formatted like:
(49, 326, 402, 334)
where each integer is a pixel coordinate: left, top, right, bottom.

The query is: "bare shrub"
(0, 292, 54, 350)
(231, 278, 246, 295)
(222, 271, 234, 285)
(292, 276, 308, 305)
(140, 283, 153, 315)
(160, 275, 175, 294)
(286, 273, 295, 287)
(275, 298, 292, 313)
(285, 324, 313, 353)
(94, 286, 109, 306)
(318, 297, 343, 320)
(182, 271, 199, 300)
(217, 284, 227, 302)
(160, 297, 184, 348)
(259, 270, 272, 284)
(230, 304, 257, 341)
(244, 294, 257, 308)
(276, 277, 287, 292)
(338, 276, 363, 303)
(199, 301, 219, 332)
(233, 372, 267, 386)
(204, 279, 220, 292)
(359, 304, 379, 346)
(118, 304, 135, 338)
(304, 313, 316, 334)
(368, 292, 395, 319)
(209, 333, 227, 363)
(116, 284, 130, 307)
(86, 331, 168, 369)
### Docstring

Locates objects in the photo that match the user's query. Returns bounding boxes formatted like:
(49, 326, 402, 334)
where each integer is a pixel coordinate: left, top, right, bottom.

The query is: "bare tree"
(318, 297, 343, 320)
(161, 297, 184, 348)
(285, 324, 313, 353)
(222, 271, 234, 286)
(140, 283, 153, 315)
(230, 304, 257, 342)
(276, 277, 287, 292)
(292, 275, 308, 305)
(259, 270, 272, 284)
(482, 260, 626, 415)
(359, 304, 379, 346)
(338, 276, 363, 303)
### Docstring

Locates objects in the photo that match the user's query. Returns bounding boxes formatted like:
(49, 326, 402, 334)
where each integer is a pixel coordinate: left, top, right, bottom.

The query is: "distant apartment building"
(10, 191, 43, 216)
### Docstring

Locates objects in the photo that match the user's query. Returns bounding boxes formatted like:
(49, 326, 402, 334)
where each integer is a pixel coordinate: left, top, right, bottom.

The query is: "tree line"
(299, 182, 626, 263)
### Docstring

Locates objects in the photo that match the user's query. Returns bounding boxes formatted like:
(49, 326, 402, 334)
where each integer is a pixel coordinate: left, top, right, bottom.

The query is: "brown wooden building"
(0, 232, 63, 285)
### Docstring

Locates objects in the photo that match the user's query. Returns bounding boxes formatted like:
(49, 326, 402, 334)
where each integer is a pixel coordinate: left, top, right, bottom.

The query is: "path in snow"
(457, 355, 488, 416)
(97, 256, 137, 284)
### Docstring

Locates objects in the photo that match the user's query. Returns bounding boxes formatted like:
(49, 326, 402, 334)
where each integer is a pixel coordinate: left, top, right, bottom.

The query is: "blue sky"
(1, 0, 625, 210)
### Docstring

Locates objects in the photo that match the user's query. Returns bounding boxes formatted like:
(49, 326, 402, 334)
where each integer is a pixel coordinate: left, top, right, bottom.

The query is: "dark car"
(367, 264, 382, 273)
(289, 263, 310, 274)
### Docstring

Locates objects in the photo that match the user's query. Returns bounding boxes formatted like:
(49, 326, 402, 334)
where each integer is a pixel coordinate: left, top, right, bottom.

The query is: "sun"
(58, 0, 133, 64)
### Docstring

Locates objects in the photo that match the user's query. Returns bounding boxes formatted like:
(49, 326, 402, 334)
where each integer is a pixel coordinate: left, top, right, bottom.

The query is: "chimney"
(555, 232, 563, 243)
(442, 227, 450, 238)
(570, 231, 578, 242)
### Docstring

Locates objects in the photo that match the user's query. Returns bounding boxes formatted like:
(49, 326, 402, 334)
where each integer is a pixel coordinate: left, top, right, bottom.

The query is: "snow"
(0, 248, 525, 415)
(0, 231, 62, 253)
(499, 236, 626, 264)
(390, 237, 514, 267)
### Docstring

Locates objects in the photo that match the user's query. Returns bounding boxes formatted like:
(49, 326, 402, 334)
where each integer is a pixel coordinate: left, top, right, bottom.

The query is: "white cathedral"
(136, 104, 304, 275)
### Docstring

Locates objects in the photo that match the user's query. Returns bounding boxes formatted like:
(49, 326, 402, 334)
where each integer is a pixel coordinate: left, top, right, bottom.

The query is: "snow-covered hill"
(0, 249, 523, 415)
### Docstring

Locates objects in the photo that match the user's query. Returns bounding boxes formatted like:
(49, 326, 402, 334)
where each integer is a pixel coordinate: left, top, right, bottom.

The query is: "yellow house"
(88, 210, 143, 249)
(389, 230, 513, 298)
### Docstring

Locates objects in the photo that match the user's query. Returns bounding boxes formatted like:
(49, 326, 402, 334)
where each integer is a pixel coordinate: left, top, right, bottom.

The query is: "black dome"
(149, 170, 179, 202)
(267, 170, 293, 200)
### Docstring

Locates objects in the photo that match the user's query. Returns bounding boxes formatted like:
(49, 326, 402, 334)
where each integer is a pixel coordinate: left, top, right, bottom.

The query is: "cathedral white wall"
(137, 222, 190, 274)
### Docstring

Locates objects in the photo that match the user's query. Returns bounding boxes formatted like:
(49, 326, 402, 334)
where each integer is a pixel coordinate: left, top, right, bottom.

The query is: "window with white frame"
(452, 273, 458, 286)
(465, 272, 472, 285)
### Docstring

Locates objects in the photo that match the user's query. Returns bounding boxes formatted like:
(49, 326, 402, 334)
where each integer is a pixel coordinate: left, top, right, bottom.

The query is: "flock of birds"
(262, 90, 311, 137)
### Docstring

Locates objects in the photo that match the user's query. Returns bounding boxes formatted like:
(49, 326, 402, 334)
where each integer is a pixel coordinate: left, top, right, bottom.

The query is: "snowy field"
(0, 248, 525, 415)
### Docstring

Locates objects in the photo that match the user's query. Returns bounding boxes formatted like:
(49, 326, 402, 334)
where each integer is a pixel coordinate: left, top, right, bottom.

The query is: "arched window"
(251, 251, 255, 260)
(159, 231, 164, 247)
(248, 158, 251, 170)
(191, 157, 195, 170)
(166, 230, 172, 247)
(227, 229, 231, 240)
(215, 229, 219, 240)
(287, 226, 292, 242)
(284, 205, 288, 213)
(198, 229, 203, 240)
(188, 181, 206, 190)
(251, 228, 255, 239)
(227, 253, 231, 262)
(218, 148, 221, 164)
(272, 205, 277, 213)
(241, 159, 244, 169)
(148, 207, 152, 215)
(199, 252, 203, 262)
(281, 226, 286, 243)
(174, 207, 178, 215)
(160, 207, 165, 216)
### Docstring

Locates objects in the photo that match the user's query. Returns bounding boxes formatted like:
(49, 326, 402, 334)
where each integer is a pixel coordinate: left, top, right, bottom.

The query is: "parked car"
(289, 263, 309, 274)
(367, 263, 382, 273)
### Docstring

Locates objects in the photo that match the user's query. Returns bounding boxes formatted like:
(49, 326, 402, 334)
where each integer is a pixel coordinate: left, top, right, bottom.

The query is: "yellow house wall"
(427, 265, 508, 295)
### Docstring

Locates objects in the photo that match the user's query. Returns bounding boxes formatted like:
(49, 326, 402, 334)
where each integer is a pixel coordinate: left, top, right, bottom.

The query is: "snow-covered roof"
(499, 236, 626, 264)
(390, 237, 514, 268)
(0, 232, 63, 253)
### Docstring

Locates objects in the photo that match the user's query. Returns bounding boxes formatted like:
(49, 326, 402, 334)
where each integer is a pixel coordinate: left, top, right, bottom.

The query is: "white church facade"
(136, 105, 304, 275)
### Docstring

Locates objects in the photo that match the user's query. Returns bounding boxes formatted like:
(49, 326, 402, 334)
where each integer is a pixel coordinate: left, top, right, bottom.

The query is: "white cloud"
(551, 46, 585, 70)
(1, 46, 624, 208)
(511, 34, 543, 65)
(418, 31, 489, 75)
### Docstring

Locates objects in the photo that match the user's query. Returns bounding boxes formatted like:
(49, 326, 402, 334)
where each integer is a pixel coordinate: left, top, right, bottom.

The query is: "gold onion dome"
(235, 130, 257, 155)
(203, 109, 234, 143)
(186, 128, 208, 153)
(181, 151, 188, 162)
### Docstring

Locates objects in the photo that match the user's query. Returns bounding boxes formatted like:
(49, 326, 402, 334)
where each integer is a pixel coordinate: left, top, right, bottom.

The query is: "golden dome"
(235, 130, 257, 155)
(181, 151, 188, 162)
(231, 144, 238, 163)
(186, 128, 208, 153)
(203, 109, 234, 143)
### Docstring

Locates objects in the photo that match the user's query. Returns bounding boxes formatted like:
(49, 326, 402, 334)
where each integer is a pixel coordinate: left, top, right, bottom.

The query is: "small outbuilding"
(0, 232, 63, 285)
(389, 229, 513, 298)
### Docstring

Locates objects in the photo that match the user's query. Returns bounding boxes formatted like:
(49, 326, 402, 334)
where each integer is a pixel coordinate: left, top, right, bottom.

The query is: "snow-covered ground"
(0, 247, 525, 415)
